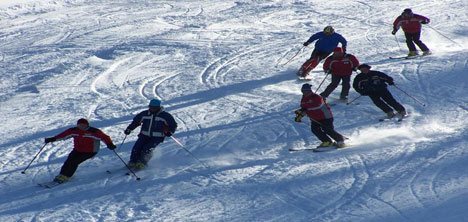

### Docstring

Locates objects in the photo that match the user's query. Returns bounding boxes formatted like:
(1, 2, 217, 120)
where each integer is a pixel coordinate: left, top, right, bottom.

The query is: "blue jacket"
(306, 32, 347, 52)
(126, 107, 177, 139)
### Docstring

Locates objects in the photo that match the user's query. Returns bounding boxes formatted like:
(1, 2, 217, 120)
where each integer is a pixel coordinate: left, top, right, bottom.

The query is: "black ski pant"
(368, 88, 406, 114)
(310, 118, 344, 143)
(404, 32, 429, 52)
(320, 74, 351, 99)
(60, 150, 96, 177)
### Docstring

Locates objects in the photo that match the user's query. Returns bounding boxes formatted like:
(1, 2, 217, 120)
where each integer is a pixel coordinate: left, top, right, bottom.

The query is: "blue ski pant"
(129, 135, 162, 165)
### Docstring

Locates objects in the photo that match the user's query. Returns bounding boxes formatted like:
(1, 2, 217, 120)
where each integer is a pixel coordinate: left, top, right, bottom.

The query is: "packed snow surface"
(0, 0, 467, 221)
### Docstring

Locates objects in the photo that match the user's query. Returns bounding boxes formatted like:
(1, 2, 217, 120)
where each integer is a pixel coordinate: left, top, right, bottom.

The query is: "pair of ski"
(379, 114, 408, 122)
(38, 180, 63, 188)
(389, 54, 430, 60)
(289, 145, 346, 153)
(38, 168, 142, 188)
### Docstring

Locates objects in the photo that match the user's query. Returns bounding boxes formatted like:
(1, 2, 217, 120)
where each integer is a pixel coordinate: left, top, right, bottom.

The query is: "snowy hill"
(1, 0, 467, 221)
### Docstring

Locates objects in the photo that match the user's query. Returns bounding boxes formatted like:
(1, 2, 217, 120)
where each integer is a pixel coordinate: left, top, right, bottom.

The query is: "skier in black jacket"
(353, 64, 407, 118)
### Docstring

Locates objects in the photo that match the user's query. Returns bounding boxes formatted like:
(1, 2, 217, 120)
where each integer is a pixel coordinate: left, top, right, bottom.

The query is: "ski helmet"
(323, 26, 334, 34)
(149, 99, 162, 107)
(77, 118, 89, 126)
(358, 64, 371, 70)
(301, 83, 312, 91)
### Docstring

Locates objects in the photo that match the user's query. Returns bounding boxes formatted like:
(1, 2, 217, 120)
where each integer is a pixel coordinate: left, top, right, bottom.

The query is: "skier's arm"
(45, 128, 73, 143)
(126, 112, 144, 131)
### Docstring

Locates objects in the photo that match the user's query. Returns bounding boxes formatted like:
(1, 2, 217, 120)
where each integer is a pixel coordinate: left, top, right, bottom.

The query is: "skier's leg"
(380, 89, 406, 113)
(320, 118, 344, 142)
(411, 31, 430, 51)
(320, 74, 340, 98)
(137, 137, 162, 166)
(404, 32, 417, 53)
(311, 121, 332, 142)
(59, 150, 97, 177)
(340, 75, 351, 99)
(369, 93, 393, 113)
(129, 135, 148, 164)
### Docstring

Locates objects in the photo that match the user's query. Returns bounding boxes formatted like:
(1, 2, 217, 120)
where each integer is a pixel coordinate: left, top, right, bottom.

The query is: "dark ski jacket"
(126, 107, 177, 141)
(353, 70, 394, 95)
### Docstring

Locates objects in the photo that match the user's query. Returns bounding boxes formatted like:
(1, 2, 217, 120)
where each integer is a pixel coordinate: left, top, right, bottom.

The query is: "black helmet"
(358, 64, 371, 70)
(403, 8, 412, 14)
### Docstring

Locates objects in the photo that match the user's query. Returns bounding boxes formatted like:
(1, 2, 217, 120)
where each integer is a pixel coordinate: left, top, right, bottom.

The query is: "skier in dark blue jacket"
(298, 26, 347, 77)
(124, 99, 177, 169)
(353, 64, 407, 119)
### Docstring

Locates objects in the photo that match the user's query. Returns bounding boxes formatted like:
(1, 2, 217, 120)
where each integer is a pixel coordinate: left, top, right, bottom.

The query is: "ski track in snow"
(0, 0, 468, 221)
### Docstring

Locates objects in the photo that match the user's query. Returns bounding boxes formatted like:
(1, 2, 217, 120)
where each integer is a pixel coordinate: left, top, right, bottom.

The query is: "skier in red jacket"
(45, 118, 116, 183)
(320, 47, 359, 103)
(295, 83, 346, 149)
(392, 8, 431, 57)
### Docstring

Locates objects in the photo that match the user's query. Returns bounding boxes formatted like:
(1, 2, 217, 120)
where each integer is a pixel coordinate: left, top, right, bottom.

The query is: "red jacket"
(323, 54, 359, 76)
(393, 14, 429, 33)
(301, 93, 333, 121)
(53, 127, 113, 153)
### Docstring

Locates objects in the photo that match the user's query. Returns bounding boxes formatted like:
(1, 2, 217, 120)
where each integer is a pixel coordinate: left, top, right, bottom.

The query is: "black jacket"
(353, 70, 394, 95)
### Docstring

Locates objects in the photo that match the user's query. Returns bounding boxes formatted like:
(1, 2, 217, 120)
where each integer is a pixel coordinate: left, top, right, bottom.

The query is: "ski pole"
(346, 95, 362, 105)
(112, 150, 140, 180)
(117, 134, 127, 151)
(315, 72, 330, 93)
(394, 35, 403, 52)
(427, 25, 462, 47)
(279, 46, 305, 67)
(392, 84, 426, 107)
(170, 136, 210, 169)
(21, 143, 47, 174)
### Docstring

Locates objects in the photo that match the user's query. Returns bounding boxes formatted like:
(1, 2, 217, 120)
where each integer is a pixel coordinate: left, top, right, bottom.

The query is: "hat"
(403, 8, 412, 14)
(77, 118, 89, 126)
(323, 26, 334, 34)
(333, 47, 343, 53)
(301, 83, 312, 91)
(358, 64, 371, 70)
(149, 99, 161, 107)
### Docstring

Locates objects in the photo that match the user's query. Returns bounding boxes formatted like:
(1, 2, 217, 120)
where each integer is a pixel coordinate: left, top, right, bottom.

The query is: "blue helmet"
(149, 99, 162, 107)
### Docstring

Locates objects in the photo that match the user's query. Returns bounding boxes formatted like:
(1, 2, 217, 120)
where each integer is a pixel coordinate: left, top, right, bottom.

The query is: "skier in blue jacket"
(124, 99, 177, 169)
(298, 26, 347, 77)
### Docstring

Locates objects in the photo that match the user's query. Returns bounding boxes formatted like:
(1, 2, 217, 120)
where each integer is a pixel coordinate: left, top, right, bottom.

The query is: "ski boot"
(422, 50, 431, 56)
(53, 174, 69, 184)
(407, 51, 418, 57)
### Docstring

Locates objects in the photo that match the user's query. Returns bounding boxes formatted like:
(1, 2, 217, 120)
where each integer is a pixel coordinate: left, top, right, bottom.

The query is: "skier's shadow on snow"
(163, 70, 295, 111)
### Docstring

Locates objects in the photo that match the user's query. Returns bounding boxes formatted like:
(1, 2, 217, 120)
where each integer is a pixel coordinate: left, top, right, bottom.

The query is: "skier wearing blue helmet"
(124, 99, 177, 170)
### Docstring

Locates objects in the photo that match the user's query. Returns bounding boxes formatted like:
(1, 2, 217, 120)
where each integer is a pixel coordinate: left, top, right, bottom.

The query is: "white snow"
(1, 0, 467, 221)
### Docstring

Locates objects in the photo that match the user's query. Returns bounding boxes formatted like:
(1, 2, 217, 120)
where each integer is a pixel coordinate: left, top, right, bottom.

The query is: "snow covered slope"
(1, 0, 467, 221)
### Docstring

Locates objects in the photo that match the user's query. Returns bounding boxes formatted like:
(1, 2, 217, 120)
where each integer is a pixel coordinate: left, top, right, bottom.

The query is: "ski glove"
(45, 137, 56, 143)
(107, 143, 117, 150)
(303, 42, 310, 46)
(421, 20, 429, 24)
(124, 129, 131, 135)
(387, 81, 394, 85)
(164, 131, 173, 137)
(391, 30, 397, 35)
(295, 115, 304, 122)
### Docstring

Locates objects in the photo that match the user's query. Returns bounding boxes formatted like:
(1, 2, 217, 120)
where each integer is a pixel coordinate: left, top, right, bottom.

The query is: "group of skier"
(43, 99, 177, 184)
(294, 8, 429, 151)
(34, 8, 430, 183)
